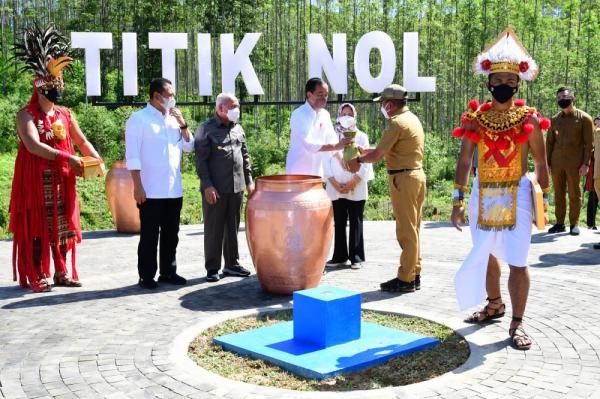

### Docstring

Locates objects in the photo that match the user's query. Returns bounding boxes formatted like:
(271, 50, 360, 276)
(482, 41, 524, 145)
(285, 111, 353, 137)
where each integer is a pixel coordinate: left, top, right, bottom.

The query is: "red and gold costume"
(452, 99, 550, 230)
(9, 23, 82, 292)
(10, 95, 82, 290)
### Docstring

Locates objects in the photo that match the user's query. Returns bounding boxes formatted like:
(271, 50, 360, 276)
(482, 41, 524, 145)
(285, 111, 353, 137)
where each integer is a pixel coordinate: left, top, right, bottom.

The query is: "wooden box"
(81, 156, 105, 179)
(526, 172, 545, 230)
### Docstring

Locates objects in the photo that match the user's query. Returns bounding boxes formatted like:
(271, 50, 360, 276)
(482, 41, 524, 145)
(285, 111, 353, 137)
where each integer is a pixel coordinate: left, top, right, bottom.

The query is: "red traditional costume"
(9, 23, 82, 292)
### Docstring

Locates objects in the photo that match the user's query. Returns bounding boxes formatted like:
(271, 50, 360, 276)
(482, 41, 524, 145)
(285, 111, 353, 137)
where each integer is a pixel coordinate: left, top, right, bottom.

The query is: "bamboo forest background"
(0, 0, 599, 233)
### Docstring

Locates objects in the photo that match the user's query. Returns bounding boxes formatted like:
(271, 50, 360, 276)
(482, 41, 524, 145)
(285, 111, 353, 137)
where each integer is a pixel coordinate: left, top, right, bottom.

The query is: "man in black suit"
(195, 93, 254, 282)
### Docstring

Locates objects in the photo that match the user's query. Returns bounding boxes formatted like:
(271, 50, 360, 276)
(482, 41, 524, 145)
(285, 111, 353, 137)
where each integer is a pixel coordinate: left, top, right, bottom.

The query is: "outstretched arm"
(17, 110, 83, 175)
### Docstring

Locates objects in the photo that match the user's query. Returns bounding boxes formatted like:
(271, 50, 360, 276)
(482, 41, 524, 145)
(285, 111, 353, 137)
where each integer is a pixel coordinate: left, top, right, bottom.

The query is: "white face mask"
(337, 115, 356, 130)
(227, 107, 240, 123)
(380, 104, 389, 119)
(162, 95, 176, 110)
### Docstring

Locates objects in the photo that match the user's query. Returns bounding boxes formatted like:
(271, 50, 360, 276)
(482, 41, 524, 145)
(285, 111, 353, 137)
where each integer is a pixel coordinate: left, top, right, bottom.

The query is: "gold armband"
(453, 183, 470, 193)
(452, 199, 465, 207)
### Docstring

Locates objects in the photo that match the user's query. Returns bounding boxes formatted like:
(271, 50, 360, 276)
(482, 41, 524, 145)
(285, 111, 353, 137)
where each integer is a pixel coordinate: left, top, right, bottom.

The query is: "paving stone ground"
(1, 221, 599, 399)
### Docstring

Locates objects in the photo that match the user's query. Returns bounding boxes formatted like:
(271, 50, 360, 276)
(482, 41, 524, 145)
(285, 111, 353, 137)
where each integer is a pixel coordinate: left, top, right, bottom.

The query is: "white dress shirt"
(323, 130, 374, 201)
(125, 104, 194, 198)
(285, 101, 338, 177)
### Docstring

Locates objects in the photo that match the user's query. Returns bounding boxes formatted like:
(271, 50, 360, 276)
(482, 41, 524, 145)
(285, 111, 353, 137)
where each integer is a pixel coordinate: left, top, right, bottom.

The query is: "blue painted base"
(214, 320, 439, 380)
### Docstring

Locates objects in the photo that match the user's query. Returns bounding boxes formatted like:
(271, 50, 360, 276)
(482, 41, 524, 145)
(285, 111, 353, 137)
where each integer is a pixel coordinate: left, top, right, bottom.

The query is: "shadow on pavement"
(178, 276, 292, 311)
(81, 230, 138, 240)
(1, 275, 292, 311)
(531, 245, 600, 267)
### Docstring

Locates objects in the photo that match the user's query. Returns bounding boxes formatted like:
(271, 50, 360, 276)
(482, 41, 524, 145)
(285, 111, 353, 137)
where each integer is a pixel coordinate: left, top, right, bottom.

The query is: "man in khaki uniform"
(546, 87, 593, 236)
(347, 84, 426, 293)
(592, 117, 600, 249)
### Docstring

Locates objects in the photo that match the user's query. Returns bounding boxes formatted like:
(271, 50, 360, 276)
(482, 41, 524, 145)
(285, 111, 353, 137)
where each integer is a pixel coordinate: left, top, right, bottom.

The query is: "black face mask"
(488, 84, 518, 104)
(558, 99, 572, 109)
(42, 88, 61, 103)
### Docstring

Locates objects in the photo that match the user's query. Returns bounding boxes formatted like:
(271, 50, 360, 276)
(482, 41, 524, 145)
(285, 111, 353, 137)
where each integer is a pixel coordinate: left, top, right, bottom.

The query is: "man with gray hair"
(195, 93, 254, 282)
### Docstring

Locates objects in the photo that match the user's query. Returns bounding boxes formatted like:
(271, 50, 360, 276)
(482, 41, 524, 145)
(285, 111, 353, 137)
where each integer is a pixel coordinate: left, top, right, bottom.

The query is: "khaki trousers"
(551, 165, 582, 225)
(388, 169, 426, 282)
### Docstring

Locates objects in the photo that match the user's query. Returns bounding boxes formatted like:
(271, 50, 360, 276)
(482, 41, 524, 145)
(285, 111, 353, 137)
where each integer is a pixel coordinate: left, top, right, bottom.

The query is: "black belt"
(387, 168, 421, 175)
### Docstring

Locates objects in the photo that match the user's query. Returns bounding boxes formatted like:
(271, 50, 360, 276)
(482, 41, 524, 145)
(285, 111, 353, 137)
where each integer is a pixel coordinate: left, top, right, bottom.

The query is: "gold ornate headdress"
(12, 22, 73, 92)
(473, 27, 538, 81)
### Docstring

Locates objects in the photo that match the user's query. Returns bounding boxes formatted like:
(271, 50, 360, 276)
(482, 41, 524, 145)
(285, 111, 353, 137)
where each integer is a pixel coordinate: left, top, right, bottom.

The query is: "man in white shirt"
(125, 78, 195, 289)
(285, 77, 352, 177)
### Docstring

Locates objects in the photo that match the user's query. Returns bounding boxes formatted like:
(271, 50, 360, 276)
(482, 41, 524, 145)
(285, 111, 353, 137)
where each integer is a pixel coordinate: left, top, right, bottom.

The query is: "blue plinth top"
(293, 285, 359, 301)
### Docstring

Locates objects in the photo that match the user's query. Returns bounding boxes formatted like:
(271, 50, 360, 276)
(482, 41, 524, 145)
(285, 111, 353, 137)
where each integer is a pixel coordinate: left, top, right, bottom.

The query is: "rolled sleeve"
(182, 131, 195, 153)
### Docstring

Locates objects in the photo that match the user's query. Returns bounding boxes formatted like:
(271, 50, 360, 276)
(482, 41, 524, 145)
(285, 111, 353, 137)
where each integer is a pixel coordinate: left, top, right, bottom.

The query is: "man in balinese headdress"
(9, 23, 103, 292)
(450, 28, 551, 350)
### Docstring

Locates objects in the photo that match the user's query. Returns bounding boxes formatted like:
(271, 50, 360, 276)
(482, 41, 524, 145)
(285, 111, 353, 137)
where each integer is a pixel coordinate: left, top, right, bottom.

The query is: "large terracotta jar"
(105, 161, 140, 233)
(246, 175, 333, 295)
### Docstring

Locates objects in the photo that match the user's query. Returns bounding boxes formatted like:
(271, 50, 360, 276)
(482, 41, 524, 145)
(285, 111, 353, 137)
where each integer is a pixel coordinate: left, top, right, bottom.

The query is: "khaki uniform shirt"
(376, 106, 424, 170)
(547, 108, 594, 169)
(594, 128, 600, 178)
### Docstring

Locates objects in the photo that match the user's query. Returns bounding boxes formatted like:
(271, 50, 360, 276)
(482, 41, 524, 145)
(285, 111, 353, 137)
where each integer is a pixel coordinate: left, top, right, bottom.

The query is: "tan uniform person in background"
(592, 117, 600, 249)
(546, 87, 593, 236)
(347, 84, 426, 293)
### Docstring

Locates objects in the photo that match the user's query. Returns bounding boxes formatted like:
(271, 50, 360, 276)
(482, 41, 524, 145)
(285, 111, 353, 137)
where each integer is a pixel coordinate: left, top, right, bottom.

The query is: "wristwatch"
(179, 123, 188, 129)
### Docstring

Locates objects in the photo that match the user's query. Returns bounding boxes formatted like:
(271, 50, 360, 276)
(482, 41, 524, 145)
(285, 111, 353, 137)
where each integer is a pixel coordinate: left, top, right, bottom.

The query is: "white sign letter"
(354, 31, 395, 94)
(307, 33, 347, 94)
(197, 33, 212, 96)
(148, 33, 188, 88)
(122, 33, 138, 96)
(403, 32, 436, 92)
(220, 33, 264, 95)
(70, 32, 113, 96)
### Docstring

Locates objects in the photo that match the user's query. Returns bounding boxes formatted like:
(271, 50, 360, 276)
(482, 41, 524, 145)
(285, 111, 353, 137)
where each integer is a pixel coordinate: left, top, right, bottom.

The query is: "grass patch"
(188, 309, 469, 391)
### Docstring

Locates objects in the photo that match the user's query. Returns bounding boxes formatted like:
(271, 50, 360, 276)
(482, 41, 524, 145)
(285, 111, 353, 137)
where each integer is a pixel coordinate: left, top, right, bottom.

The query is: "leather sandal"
(31, 277, 52, 293)
(464, 296, 505, 323)
(509, 316, 532, 350)
(53, 273, 82, 287)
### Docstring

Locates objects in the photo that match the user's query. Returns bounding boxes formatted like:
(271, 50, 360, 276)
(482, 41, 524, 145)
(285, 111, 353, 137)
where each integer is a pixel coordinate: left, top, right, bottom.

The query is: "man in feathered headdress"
(450, 28, 551, 349)
(9, 23, 103, 292)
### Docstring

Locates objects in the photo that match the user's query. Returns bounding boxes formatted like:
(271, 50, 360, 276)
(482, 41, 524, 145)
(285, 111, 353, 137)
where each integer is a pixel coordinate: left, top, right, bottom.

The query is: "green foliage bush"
(0, 97, 20, 152)
(72, 104, 134, 163)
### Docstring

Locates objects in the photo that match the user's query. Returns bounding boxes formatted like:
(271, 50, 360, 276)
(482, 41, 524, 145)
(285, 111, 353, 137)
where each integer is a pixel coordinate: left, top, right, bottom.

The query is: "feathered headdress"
(12, 22, 73, 91)
(473, 27, 538, 81)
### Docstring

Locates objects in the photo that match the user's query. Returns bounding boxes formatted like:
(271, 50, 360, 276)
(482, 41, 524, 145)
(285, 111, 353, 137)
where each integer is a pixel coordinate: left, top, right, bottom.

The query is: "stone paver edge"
(168, 299, 492, 398)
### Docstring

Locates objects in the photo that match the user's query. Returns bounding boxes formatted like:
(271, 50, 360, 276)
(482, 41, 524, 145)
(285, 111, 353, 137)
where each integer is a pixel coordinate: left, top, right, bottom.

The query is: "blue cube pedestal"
(214, 320, 439, 380)
(213, 286, 440, 380)
(293, 286, 361, 348)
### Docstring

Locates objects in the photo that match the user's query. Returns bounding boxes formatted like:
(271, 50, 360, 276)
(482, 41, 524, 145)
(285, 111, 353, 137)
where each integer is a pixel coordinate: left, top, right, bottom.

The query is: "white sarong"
(454, 175, 533, 310)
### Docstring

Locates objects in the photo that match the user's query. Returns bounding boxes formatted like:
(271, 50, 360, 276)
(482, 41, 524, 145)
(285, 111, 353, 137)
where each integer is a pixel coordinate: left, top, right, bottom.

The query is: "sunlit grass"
(188, 309, 469, 391)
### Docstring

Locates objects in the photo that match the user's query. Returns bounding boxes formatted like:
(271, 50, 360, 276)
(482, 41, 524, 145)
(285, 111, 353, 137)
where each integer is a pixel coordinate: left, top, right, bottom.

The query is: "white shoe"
(326, 259, 348, 268)
(350, 262, 363, 270)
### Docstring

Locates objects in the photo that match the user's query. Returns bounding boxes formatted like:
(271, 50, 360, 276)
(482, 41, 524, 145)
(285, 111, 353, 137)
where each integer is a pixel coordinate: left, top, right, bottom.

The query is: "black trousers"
(202, 192, 243, 272)
(137, 197, 182, 281)
(331, 198, 366, 264)
(587, 190, 598, 227)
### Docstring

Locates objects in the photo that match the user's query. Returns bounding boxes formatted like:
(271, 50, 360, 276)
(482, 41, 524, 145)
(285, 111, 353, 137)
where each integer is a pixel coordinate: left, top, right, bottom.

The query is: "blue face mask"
(42, 88, 61, 103)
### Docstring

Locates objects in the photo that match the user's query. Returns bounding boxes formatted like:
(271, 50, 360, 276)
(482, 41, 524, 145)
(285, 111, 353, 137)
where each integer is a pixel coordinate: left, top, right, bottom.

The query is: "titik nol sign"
(71, 31, 436, 98)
